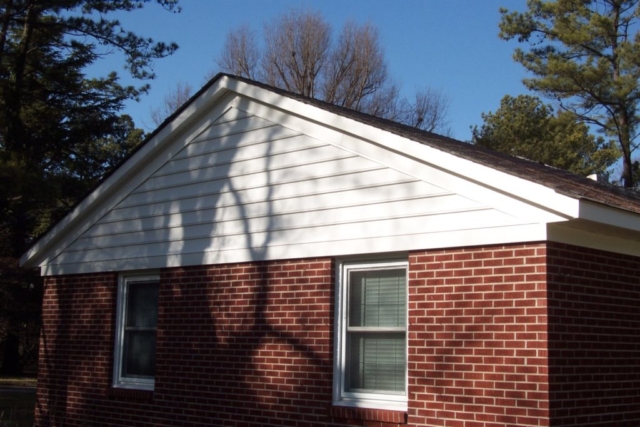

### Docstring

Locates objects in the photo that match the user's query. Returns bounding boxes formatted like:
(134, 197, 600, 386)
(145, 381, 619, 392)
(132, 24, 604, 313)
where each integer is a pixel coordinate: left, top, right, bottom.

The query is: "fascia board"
(354, 134, 579, 220)
(20, 78, 236, 269)
(402, 145, 580, 219)
(578, 199, 640, 233)
(227, 79, 580, 221)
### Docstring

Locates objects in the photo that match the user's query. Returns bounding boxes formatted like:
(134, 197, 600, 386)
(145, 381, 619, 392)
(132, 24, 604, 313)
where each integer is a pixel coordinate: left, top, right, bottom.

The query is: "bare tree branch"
(262, 9, 330, 98)
(214, 8, 451, 136)
(398, 87, 451, 135)
(217, 24, 260, 79)
(323, 21, 389, 111)
(150, 81, 192, 126)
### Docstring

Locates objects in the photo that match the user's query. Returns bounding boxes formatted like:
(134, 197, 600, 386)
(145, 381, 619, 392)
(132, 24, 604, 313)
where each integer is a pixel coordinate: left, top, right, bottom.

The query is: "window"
(334, 260, 408, 410)
(113, 273, 159, 390)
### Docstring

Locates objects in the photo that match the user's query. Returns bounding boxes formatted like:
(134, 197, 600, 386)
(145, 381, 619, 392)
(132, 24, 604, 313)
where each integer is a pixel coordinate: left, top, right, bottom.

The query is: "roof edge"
(21, 74, 640, 269)
(20, 74, 234, 268)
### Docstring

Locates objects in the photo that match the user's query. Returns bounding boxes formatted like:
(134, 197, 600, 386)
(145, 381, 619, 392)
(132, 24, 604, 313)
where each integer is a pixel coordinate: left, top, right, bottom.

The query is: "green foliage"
(0, 0, 178, 252)
(472, 95, 619, 177)
(0, 0, 178, 373)
(499, 0, 640, 187)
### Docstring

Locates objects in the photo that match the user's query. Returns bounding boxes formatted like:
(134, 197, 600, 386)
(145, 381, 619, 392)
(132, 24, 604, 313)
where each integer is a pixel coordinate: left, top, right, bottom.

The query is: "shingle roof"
(221, 73, 640, 215)
(42, 72, 640, 225)
(21, 73, 640, 265)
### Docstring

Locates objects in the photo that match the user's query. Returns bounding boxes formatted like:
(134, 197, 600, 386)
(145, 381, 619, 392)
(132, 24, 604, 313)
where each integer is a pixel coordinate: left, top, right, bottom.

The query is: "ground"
(0, 376, 36, 427)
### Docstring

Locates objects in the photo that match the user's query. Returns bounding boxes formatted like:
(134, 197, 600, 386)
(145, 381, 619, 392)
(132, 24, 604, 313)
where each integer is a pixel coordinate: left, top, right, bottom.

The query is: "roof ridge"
(225, 73, 640, 210)
(24, 73, 640, 253)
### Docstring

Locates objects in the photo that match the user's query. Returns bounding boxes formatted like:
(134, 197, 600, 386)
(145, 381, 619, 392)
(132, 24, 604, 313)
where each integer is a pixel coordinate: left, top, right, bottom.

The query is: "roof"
(222, 74, 640, 215)
(59, 72, 640, 219)
(20, 73, 640, 272)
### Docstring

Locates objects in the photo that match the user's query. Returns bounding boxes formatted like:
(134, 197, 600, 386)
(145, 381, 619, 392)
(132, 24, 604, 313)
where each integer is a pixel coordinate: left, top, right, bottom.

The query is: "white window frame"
(112, 272, 159, 390)
(333, 259, 408, 411)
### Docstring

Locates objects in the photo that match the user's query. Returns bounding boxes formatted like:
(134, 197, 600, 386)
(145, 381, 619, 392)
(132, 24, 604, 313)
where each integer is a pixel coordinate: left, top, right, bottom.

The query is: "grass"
(0, 376, 36, 427)
(0, 378, 36, 388)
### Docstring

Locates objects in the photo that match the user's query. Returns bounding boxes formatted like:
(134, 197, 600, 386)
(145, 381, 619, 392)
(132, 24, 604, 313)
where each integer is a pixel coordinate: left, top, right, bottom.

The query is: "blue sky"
(98, 0, 532, 141)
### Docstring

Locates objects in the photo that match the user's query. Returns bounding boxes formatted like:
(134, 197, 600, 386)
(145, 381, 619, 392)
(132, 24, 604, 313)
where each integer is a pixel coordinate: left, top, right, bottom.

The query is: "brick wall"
(155, 260, 335, 426)
(408, 244, 550, 427)
(37, 272, 118, 426)
(34, 243, 639, 426)
(547, 242, 640, 427)
(37, 259, 341, 427)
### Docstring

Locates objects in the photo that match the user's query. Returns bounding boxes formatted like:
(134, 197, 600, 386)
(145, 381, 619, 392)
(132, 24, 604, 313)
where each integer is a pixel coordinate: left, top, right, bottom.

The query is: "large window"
(334, 260, 408, 410)
(113, 273, 159, 390)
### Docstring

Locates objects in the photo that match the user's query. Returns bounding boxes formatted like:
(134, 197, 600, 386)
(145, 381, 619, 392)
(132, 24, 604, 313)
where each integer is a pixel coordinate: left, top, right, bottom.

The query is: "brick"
(35, 243, 640, 427)
(545, 242, 640, 427)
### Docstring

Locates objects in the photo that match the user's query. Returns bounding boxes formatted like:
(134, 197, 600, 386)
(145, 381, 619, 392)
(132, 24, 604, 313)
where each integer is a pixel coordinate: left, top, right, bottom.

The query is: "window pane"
(126, 280, 159, 328)
(349, 269, 406, 327)
(123, 330, 156, 378)
(122, 279, 159, 381)
(346, 332, 405, 393)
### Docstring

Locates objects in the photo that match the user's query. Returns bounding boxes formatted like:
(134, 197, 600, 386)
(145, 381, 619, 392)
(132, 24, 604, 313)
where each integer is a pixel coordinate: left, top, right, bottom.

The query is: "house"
(20, 74, 640, 427)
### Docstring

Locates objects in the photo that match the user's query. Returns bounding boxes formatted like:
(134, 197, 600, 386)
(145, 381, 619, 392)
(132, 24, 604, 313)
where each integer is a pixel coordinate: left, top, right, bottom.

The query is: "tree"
(472, 95, 619, 177)
(262, 9, 331, 99)
(217, 9, 450, 134)
(322, 21, 389, 112)
(399, 88, 451, 134)
(150, 81, 193, 126)
(499, 0, 640, 187)
(0, 0, 179, 374)
(217, 24, 260, 80)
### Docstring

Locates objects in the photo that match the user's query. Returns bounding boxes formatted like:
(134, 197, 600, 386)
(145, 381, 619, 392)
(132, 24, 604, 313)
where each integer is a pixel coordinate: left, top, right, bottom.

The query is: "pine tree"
(472, 95, 619, 177)
(0, 0, 179, 373)
(500, 0, 640, 187)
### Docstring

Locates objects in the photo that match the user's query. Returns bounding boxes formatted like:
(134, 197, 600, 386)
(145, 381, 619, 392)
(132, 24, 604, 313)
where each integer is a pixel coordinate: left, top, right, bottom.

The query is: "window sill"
(330, 405, 407, 424)
(333, 396, 407, 412)
(107, 386, 154, 401)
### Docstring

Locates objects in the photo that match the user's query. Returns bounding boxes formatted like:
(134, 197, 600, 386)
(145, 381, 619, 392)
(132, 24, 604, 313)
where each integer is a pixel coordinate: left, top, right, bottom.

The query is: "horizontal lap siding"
(66, 198, 487, 251)
(547, 243, 640, 427)
(47, 106, 525, 274)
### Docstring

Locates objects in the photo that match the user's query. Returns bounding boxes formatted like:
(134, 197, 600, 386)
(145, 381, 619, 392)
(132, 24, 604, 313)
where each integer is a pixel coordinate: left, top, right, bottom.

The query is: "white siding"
(45, 104, 539, 274)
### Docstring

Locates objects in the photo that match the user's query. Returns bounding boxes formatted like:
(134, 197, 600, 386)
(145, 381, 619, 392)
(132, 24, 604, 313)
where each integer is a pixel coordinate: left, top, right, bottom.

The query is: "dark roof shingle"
(224, 74, 640, 215)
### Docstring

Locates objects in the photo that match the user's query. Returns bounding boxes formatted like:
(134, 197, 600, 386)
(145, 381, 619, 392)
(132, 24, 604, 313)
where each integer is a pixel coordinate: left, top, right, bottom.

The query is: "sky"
(95, 0, 533, 141)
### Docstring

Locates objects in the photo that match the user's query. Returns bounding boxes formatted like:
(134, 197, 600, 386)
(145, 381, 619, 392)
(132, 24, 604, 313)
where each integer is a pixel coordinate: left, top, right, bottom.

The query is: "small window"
(113, 273, 159, 389)
(334, 260, 408, 410)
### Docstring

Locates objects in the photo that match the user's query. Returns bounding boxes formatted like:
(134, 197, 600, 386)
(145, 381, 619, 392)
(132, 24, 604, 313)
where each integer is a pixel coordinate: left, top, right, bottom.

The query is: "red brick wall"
(35, 243, 638, 426)
(547, 242, 640, 427)
(37, 272, 118, 426)
(37, 259, 341, 427)
(408, 244, 550, 427)
(155, 260, 335, 426)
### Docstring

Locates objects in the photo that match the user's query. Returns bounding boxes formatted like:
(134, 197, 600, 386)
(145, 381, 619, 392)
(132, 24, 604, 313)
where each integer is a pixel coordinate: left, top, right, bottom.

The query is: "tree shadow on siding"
(150, 104, 335, 426)
(38, 98, 342, 426)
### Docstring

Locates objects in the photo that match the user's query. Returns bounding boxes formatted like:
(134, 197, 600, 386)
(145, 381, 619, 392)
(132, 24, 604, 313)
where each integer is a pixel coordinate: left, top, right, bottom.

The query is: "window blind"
(346, 268, 406, 394)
